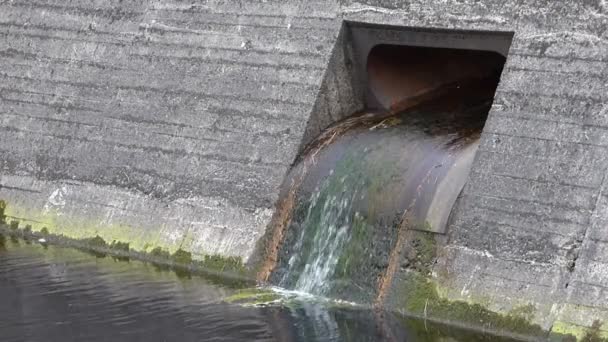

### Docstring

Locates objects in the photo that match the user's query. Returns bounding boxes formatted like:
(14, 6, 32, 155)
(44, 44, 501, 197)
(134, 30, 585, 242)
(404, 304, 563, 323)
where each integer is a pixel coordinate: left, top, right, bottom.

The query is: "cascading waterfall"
(269, 84, 492, 302)
(280, 166, 364, 294)
(259, 45, 507, 304)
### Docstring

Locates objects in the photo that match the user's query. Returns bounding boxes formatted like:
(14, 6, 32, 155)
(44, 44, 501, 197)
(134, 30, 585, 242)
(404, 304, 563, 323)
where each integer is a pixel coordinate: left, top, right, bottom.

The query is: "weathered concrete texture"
(336, 0, 608, 338)
(1, 0, 608, 338)
(0, 0, 342, 260)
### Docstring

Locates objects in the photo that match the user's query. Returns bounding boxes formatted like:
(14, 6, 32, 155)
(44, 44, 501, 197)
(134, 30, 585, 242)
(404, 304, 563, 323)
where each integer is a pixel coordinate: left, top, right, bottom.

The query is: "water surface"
(0, 236, 521, 342)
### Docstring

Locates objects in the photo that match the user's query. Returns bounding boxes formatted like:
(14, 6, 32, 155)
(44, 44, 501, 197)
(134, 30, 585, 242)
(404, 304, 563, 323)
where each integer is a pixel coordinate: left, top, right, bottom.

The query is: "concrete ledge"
(0, 174, 272, 261)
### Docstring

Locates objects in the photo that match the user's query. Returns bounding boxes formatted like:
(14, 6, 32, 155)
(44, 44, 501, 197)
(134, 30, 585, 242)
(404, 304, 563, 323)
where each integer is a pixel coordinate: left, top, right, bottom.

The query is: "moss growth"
(23, 224, 33, 235)
(414, 220, 434, 232)
(87, 235, 107, 248)
(150, 246, 171, 259)
(110, 240, 130, 252)
(200, 254, 244, 273)
(224, 288, 281, 305)
(0, 200, 252, 279)
(0, 200, 6, 224)
(9, 220, 19, 231)
(404, 230, 437, 274)
(554, 320, 608, 342)
(581, 321, 608, 342)
(335, 212, 370, 278)
(396, 272, 545, 337)
(172, 248, 192, 265)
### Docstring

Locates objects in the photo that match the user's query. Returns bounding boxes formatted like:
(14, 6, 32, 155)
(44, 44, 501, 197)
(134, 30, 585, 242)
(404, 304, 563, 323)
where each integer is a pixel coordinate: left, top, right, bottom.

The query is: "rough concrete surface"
(1, 0, 607, 339)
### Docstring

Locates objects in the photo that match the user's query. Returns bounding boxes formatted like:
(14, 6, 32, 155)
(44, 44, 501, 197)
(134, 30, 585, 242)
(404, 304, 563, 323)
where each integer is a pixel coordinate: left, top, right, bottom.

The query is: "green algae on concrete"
(87, 235, 108, 248)
(335, 211, 370, 279)
(2, 202, 166, 256)
(0, 200, 6, 224)
(0, 206, 251, 284)
(395, 271, 546, 338)
(551, 320, 608, 342)
(224, 287, 282, 305)
(111, 240, 130, 252)
(172, 248, 193, 264)
(150, 246, 171, 259)
(392, 228, 549, 339)
(0, 200, 250, 277)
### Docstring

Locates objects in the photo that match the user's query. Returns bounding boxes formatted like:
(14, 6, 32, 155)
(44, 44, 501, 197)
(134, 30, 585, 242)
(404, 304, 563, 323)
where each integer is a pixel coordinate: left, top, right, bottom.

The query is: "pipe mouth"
(366, 44, 506, 113)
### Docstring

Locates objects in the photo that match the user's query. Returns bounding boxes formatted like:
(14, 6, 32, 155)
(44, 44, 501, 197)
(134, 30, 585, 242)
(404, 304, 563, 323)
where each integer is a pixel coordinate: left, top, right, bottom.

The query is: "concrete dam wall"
(1, 0, 607, 340)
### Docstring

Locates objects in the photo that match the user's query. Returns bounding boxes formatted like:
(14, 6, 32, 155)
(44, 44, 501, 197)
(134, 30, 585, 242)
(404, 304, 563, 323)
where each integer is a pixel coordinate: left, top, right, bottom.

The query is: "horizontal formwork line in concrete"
(473, 150, 606, 189)
(146, 16, 336, 32)
(456, 207, 586, 240)
(106, 109, 303, 130)
(490, 102, 608, 128)
(509, 52, 607, 63)
(0, 20, 332, 57)
(0, 184, 43, 194)
(124, 52, 326, 73)
(0, 93, 103, 113)
(0, 16, 336, 49)
(480, 132, 608, 151)
(0, 4, 338, 33)
(443, 243, 561, 270)
(0, 48, 127, 71)
(498, 75, 606, 102)
(3, 1, 143, 20)
(490, 112, 608, 131)
(472, 201, 589, 229)
(0, 90, 312, 126)
(468, 170, 599, 198)
(2, 111, 103, 129)
(145, 1, 337, 19)
(451, 214, 582, 243)
(2, 56, 324, 89)
(471, 168, 599, 191)
(480, 272, 554, 289)
(0, 30, 328, 63)
(2, 110, 297, 147)
(1, 37, 326, 68)
(1, 27, 326, 60)
(505, 65, 606, 78)
(0, 45, 326, 74)
(496, 89, 605, 104)
(466, 192, 591, 222)
(0, 74, 318, 107)
(0, 165, 277, 209)
(508, 50, 608, 67)
(1, 90, 309, 124)
(0, 144, 283, 194)
(476, 142, 606, 166)
(0, 125, 288, 168)
(0, 115, 295, 164)
(569, 279, 608, 293)
(466, 172, 597, 210)
(484, 120, 608, 148)
(4, 0, 338, 21)
(509, 45, 607, 63)
(479, 133, 607, 161)
(451, 220, 583, 247)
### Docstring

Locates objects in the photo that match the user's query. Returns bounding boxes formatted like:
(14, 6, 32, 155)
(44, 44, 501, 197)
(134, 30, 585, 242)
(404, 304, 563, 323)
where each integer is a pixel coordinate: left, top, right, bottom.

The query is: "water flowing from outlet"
(268, 83, 495, 301)
(259, 42, 507, 303)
